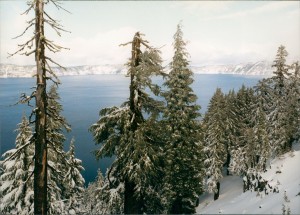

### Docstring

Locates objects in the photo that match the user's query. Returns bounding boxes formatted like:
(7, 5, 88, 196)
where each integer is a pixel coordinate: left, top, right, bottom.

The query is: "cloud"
(201, 1, 298, 21)
(58, 26, 138, 66)
(173, 1, 232, 15)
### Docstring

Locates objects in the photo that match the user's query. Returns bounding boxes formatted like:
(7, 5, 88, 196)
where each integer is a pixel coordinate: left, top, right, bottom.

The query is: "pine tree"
(253, 81, 271, 172)
(90, 32, 164, 214)
(0, 116, 34, 214)
(269, 45, 292, 154)
(82, 180, 98, 214)
(285, 61, 300, 143)
(162, 23, 203, 213)
(203, 88, 227, 200)
(228, 86, 258, 191)
(47, 84, 71, 214)
(93, 169, 124, 214)
(223, 89, 237, 175)
(64, 138, 85, 214)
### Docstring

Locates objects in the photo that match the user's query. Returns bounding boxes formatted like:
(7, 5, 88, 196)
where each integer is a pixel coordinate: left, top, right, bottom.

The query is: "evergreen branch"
(47, 161, 62, 175)
(47, 140, 66, 159)
(2, 141, 32, 164)
(24, 170, 34, 186)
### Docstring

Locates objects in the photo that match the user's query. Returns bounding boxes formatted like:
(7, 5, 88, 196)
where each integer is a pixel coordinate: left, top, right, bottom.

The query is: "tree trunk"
(214, 181, 220, 200)
(226, 153, 231, 175)
(34, 0, 48, 214)
(170, 198, 182, 214)
(124, 179, 142, 214)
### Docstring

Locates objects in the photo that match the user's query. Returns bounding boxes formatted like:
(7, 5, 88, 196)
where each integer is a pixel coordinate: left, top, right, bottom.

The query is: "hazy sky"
(0, 1, 299, 66)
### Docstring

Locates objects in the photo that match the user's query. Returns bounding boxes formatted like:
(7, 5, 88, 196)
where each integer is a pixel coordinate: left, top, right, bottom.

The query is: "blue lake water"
(0, 74, 262, 185)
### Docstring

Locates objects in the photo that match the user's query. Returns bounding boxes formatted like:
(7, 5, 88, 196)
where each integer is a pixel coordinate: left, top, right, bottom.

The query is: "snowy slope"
(197, 143, 300, 214)
(0, 64, 127, 78)
(0, 61, 273, 78)
(191, 61, 273, 76)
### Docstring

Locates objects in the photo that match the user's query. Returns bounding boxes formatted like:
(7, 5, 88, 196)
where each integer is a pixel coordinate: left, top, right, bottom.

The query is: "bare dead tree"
(9, 0, 69, 214)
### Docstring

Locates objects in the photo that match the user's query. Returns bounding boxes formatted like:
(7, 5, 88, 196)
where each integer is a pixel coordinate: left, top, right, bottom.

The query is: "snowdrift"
(197, 143, 300, 214)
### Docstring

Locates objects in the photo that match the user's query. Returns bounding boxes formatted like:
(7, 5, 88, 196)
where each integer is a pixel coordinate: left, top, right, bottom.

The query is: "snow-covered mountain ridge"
(196, 143, 300, 214)
(0, 61, 273, 78)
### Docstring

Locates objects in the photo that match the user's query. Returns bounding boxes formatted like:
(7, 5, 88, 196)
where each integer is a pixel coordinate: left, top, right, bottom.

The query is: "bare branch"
(29, 109, 36, 124)
(45, 59, 61, 84)
(8, 36, 35, 58)
(140, 40, 151, 49)
(12, 22, 35, 39)
(49, 0, 71, 14)
(119, 41, 132, 47)
(21, 1, 34, 15)
(45, 56, 66, 70)
(25, 49, 36, 56)
(44, 38, 69, 53)
(44, 18, 71, 36)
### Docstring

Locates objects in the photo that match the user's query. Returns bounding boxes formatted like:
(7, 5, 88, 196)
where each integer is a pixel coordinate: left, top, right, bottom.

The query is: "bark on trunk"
(226, 153, 231, 175)
(214, 181, 220, 200)
(34, 0, 48, 214)
(170, 198, 182, 214)
(124, 179, 142, 214)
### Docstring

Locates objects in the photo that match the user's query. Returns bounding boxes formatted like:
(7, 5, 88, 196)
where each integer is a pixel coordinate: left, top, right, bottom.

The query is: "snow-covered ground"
(197, 143, 300, 214)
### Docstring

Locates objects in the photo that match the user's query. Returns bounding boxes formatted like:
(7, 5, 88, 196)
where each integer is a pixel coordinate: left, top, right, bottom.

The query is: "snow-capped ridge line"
(0, 61, 273, 78)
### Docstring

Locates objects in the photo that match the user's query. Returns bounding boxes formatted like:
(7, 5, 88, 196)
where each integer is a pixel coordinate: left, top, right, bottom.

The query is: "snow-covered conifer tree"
(222, 89, 237, 175)
(203, 88, 227, 200)
(90, 32, 164, 214)
(253, 82, 271, 172)
(0, 116, 34, 214)
(47, 85, 71, 214)
(285, 61, 300, 143)
(229, 86, 257, 191)
(162, 23, 203, 213)
(46, 85, 85, 214)
(82, 180, 98, 214)
(64, 138, 85, 214)
(268, 45, 292, 154)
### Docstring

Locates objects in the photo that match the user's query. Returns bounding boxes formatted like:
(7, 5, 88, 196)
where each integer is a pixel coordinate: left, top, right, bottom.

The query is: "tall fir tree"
(253, 81, 271, 172)
(268, 45, 292, 155)
(64, 138, 85, 214)
(90, 32, 164, 214)
(162, 23, 203, 214)
(229, 86, 258, 191)
(202, 88, 227, 200)
(222, 89, 237, 175)
(47, 85, 85, 214)
(91, 169, 124, 215)
(47, 84, 71, 214)
(285, 61, 300, 143)
(0, 116, 34, 214)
